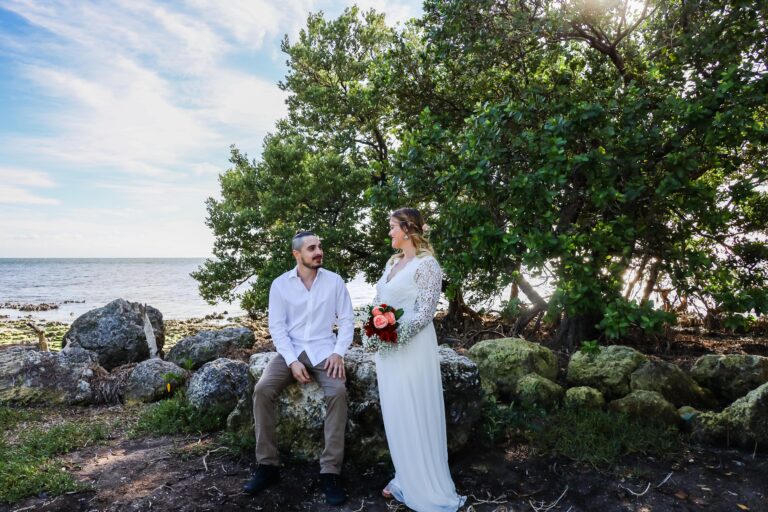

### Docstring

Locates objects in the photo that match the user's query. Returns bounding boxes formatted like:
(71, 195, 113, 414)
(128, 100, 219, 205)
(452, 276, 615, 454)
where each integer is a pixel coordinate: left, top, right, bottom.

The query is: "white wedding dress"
(370, 255, 466, 512)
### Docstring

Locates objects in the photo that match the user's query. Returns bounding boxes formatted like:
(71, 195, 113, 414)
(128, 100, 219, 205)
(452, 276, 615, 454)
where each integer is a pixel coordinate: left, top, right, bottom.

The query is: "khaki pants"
(252, 352, 347, 474)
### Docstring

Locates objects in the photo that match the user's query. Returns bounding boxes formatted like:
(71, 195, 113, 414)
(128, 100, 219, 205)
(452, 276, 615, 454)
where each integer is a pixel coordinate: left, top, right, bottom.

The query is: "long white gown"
(370, 255, 466, 512)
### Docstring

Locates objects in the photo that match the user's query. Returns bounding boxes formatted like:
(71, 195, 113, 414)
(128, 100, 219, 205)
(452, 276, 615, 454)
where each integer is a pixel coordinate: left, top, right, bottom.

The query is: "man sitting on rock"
(244, 231, 354, 506)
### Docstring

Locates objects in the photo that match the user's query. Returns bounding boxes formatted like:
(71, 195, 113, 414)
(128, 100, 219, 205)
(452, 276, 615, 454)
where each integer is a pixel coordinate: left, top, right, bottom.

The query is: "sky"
(0, 0, 422, 258)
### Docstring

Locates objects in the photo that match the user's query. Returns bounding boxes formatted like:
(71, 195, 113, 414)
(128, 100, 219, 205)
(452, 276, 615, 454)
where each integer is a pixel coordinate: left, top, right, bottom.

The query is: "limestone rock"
(166, 327, 254, 370)
(63, 299, 165, 370)
(0, 346, 102, 405)
(564, 386, 605, 410)
(515, 373, 564, 410)
(187, 358, 249, 415)
(690, 354, 768, 402)
(124, 359, 189, 403)
(228, 347, 482, 463)
(467, 337, 558, 401)
(630, 358, 716, 408)
(609, 390, 680, 426)
(692, 382, 768, 447)
(567, 345, 648, 399)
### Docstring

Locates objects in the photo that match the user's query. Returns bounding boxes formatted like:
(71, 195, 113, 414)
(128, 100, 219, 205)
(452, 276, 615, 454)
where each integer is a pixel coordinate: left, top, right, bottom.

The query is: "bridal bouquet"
(363, 303, 404, 345)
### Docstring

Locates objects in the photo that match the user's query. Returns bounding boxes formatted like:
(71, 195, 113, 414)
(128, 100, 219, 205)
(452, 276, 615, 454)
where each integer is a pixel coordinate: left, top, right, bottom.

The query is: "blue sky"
(0, 0, 422, 257)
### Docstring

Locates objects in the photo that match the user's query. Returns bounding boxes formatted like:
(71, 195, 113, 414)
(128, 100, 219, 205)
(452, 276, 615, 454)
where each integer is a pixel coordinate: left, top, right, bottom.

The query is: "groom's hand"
(290, 361, 311, 384)
(325, 354, 345, 379)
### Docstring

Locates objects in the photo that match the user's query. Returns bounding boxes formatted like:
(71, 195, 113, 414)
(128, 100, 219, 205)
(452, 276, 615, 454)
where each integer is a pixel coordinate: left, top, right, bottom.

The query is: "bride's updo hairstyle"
(391, 207, 435, 260)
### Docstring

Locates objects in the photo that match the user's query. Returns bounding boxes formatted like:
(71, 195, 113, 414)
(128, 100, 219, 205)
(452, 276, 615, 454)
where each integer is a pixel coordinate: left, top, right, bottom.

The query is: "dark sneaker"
(243, 465, 280, 495)
(319, 473, 347, 506)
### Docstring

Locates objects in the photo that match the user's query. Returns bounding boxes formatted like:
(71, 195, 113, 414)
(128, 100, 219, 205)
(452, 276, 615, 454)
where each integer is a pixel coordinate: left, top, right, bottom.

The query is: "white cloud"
(0, 185, 59, 205)
(0, 167, 56, 187)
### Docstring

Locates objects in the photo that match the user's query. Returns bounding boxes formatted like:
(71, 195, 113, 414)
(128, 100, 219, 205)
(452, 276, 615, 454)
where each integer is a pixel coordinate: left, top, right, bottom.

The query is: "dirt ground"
(2, 422, 766, 512)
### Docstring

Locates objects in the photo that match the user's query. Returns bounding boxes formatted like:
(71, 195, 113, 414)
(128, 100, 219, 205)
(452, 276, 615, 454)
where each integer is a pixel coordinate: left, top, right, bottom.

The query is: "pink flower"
(384, 311, 396, 325)
(372, 306, 383, 316)
(373, 315, 389, 329)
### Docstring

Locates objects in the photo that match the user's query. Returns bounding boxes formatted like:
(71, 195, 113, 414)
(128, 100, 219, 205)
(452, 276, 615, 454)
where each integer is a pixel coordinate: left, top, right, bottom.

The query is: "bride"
(364, 207, 466, 512)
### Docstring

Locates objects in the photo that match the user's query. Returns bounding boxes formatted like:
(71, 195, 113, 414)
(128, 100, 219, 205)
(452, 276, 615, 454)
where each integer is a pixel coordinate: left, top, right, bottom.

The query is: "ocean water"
(0, 258, 376, 323)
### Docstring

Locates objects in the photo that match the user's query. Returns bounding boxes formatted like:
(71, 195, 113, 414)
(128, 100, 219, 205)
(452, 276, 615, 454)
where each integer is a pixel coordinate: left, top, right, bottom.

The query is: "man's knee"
(324, 383, 347, 401)
(253, 380, 279, 403)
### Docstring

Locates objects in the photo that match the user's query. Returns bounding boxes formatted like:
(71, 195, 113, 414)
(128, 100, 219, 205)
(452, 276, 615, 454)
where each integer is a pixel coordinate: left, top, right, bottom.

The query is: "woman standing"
(364, 207, 465, 511)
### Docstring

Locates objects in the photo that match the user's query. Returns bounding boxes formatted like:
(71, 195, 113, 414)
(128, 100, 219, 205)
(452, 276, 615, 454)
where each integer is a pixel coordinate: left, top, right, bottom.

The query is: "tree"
(194, 7, 399, 313)
(392, 0, 768, 347)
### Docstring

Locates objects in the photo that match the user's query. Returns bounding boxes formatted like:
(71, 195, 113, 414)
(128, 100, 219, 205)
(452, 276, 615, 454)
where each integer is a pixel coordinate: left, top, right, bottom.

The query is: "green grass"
(130, 392, 228, 437)
(529, 408, 682, 467)
(0, 406, 43, 430)
(0, 416, 110, 503)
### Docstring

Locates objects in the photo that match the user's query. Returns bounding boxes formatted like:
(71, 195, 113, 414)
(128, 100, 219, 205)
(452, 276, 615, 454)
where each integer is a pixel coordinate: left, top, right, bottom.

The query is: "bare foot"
(382, 485, 393, 499)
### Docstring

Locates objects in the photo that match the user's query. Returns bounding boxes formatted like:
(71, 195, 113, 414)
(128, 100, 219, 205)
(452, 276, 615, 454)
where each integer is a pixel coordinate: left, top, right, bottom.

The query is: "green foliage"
(217, 430, 256, 456)
(579, 340, 601, 355)
(531, 408, 681, 466)
(0, 419, 109, 503)
(0, 406, 41, 430)
(130, 392, 227, 437)
(598, 299, 676, 339)
(478, 394, 545, 444)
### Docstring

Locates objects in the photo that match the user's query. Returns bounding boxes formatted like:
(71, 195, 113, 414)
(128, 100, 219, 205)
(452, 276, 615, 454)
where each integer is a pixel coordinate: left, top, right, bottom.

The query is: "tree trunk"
(446, 287, 481, 326)
(553, 312, 602, 351)
(641, 260, 662, 303)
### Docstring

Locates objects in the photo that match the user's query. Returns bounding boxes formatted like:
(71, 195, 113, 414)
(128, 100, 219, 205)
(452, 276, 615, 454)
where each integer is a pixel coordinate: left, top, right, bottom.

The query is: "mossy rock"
(467, 337, 557, 401)
(692, 382, 768, 447)
(690, 354, 768, 402)
(609, 390, 680, 426)
(567, 345, 648, 400)
(630, 358, 717, 408)
(564, 386, 605, 410)
(515, 373, 564, 410)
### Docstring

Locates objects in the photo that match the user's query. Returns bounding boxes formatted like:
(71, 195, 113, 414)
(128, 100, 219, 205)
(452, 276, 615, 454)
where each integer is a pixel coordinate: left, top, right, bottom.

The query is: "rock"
(467, 337, 558, 401)
(166, 327, 254, 370)
(227, 347, 482, 463)
(567, 345, 648, 399)
(124, 359, 189, 403)
(0, 346, 103, 405)
(692, 382, 768, 447)
(609, 390, 680, 426)
(678, 405, 700, 423)
(564, 386, 605, 410)
(63, 299, 165, 370)
(187, 358, 249, 415)
(630, 358, 716, 408)
(514, 373, 564, 409)
(690, 354, 768, 402)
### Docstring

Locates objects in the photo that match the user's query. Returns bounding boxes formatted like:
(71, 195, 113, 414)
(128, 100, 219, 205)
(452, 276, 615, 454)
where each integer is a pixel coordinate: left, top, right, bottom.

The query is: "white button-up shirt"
(268, 266, 354, 367)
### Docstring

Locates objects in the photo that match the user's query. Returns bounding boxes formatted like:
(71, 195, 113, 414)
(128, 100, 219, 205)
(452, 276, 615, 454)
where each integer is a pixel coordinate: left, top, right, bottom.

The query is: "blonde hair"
(390, 207, 435, 262)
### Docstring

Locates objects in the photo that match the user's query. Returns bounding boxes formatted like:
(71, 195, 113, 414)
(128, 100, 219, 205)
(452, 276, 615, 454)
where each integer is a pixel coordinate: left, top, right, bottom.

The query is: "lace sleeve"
(383, 257, 442, 353)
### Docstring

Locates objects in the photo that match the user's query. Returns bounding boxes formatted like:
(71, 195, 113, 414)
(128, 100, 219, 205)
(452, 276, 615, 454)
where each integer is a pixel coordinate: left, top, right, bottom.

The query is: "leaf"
(737, 505, 750, 511)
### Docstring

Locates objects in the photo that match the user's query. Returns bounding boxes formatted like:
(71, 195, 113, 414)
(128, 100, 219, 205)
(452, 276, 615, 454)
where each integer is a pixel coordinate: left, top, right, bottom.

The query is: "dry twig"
(529, 486, 568, 511)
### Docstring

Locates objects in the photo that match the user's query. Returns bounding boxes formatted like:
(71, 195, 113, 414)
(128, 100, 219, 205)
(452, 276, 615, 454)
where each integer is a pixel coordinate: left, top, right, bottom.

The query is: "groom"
(244, 231, 354, 506)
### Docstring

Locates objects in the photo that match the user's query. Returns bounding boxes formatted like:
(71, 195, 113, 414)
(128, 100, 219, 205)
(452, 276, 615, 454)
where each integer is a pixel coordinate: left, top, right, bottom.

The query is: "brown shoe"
(382, 484, 393, 499)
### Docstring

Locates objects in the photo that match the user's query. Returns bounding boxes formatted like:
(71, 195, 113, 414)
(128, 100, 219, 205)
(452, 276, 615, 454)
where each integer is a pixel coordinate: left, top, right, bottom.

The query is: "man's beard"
(302, 255, 323, 269)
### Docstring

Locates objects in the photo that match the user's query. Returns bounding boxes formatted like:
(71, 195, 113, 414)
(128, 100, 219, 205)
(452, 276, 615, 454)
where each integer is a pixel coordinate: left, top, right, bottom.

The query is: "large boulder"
(166, 327, 254, 370)
(692, 382, 768, 447)
(515, 373, 564, 410)
(630, 358, 717, 408)
(187, 358, 249, 415)
(124, 359, 189, 403)
(690, 354, 768, 402)
(467, 337, 558, 401)
(63, 299, 165, 370)
(227, 347, 482, 463)
(609, 390, 680, 426)
(564, 386, 605, 410)
(567, 345, 648, 399)
(0, 346, 103, 405)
